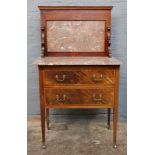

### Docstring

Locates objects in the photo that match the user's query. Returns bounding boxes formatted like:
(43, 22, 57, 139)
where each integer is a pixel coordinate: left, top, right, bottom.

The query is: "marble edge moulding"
(33, 57, 122, 66)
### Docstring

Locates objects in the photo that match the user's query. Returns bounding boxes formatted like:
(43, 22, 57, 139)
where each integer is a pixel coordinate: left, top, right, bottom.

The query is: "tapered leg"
(113, 66, 120, 148)
(107, 108, 111, 129)
(41, 107, 46, 148)
(46, 108, 50, 130)
(39, 68, 46, 148)
(113, 107, 118, 148)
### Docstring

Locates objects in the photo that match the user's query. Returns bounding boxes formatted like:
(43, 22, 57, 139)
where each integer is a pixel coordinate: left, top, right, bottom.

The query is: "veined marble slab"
(33, 57, 122, 66)
(47, 21, 105, 52)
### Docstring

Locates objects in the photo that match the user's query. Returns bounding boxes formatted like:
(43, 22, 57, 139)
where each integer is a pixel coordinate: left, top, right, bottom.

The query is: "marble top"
(33, 57, 122, 66)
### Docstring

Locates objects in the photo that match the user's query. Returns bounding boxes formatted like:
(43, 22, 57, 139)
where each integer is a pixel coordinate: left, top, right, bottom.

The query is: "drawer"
(44, 88, 114, 105)
(43, 69, 115, 85)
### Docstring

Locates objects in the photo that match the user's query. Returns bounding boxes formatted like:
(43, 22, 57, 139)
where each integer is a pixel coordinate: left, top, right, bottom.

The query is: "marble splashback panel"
(47, 21, 105, 52)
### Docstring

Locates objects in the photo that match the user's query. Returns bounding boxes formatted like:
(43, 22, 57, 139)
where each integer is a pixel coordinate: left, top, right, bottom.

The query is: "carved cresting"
(41, 27, 45, 57)
(107, 27, 112, 57)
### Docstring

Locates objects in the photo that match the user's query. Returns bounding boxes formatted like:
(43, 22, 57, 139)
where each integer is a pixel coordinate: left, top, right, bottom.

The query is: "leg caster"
(42, 143, 46, 149)
(113, 144, 117, 149)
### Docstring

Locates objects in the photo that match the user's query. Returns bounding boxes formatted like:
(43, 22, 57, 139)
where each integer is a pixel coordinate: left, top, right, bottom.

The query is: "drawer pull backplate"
(92, 74, 103, 82)
(93, 94, 103, 102)
(55, 74, 66, 82)
(56, 94, 66, 102)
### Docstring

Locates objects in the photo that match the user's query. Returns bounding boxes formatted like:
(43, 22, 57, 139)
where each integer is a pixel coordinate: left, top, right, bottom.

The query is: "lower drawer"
(44, 88, 114, 105)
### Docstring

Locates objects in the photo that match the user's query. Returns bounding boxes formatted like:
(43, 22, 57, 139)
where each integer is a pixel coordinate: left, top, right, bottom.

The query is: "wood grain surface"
(43, 68, 115, 85)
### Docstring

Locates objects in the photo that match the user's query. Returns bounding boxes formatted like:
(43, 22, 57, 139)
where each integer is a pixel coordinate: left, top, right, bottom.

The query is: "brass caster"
(42, 144, 46, 149)
(113, 145, 117, 149)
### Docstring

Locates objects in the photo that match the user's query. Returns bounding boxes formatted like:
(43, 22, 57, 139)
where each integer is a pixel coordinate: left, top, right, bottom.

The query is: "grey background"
(27, 0, 127, 120)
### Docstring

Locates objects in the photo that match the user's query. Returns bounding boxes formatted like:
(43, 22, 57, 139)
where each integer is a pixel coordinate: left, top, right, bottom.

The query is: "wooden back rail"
(39, 6, 113, 57)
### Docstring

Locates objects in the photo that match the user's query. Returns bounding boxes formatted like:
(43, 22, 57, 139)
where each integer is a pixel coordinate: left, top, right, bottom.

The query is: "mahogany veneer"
(43, 66, 115, 85)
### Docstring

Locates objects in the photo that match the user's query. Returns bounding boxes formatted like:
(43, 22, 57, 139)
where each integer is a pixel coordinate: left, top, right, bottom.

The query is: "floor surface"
(28, 116, 127, 155)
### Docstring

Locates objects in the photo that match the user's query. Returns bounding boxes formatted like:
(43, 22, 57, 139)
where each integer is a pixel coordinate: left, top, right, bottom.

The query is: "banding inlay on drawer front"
(44, 88, 114, 105)
(43, 69, 115, 85)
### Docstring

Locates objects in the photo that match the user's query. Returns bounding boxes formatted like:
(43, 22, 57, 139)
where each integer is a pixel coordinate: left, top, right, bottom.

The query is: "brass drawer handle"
(55, 74, 66, 82)
(56, 94, 66, 102)
(92, 74, 103, 81)
(93, 94, 103, 102)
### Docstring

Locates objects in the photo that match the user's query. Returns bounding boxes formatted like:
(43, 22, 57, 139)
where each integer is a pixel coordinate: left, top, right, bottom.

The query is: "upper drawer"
(43, 69, 115, 85)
